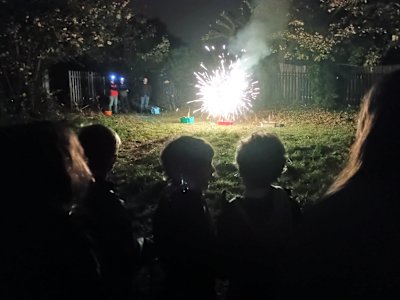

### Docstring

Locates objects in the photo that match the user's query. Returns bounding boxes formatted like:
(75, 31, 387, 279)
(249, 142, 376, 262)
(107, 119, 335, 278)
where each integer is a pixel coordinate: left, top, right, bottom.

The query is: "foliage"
(83, 16, 171, 76)
(277, 0, 400, 105)
(202, 0, 254, 43)
(282, 0, 400, 66)
(117, 17, 171, 76)
(280, 19, 337, 62)
(160, 47, 203, 108)
(322, 0, 400, 66)
(308, 62, 340, 107)
(0, 0, 136, 114)
(203, 0, 289, 52)
(279, 1, 333, 62)
(200, 0, 400, 108)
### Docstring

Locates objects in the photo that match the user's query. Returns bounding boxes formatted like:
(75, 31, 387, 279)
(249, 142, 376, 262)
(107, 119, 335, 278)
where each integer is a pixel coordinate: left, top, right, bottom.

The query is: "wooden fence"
(277, 63, 400, 104)
(67, 65, 400, 112)
(278, 64, 311, 103)
(68, 70, 105, 110)
(343, 65, 400, 103)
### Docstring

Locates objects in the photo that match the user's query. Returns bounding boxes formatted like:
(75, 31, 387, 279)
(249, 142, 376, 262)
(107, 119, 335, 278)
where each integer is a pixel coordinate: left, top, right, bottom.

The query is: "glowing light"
(190, 45, 259, 121)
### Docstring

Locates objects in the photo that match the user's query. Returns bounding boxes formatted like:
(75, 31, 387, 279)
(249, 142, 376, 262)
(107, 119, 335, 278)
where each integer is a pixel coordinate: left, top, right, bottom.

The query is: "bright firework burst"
(189, 45, 260, 121)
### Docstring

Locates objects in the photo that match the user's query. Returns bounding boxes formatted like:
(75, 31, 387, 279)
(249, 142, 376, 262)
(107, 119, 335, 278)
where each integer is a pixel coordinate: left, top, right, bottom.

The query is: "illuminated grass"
(77, 107, 356, 234)
(70, 107, 358, 299)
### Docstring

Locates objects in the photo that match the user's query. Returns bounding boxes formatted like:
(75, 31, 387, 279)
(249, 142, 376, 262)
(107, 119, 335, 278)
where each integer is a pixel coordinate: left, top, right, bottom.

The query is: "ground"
(73, 106, 357, 237)
(56, 105, 358, 299)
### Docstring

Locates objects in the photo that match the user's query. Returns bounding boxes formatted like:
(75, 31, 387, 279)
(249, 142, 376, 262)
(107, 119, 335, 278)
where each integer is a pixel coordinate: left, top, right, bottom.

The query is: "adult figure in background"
(109, 76, 119, 114)
(140, 76, 152, 113)
(0, 121, 102, 299)
(162, 79, 177, 112)
(217, 132, 301, 300)
(118, 77, 129, 113)
(152, 136, 217, 300)
(281, 69, 400, 299)
(73, 124, 141, 300)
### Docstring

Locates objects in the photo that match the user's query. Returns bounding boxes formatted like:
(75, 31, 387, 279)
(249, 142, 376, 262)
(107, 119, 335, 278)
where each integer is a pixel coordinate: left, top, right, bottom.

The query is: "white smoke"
(229, 0, 289, 70)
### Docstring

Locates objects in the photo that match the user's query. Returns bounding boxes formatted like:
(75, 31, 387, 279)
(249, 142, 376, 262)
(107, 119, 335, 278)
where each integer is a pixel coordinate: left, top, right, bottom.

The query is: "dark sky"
(134, 0, 243, 47)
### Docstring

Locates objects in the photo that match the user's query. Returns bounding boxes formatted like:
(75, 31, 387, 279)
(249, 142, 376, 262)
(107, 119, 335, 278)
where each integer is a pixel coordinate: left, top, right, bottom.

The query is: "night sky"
(134, 0, 243, 47)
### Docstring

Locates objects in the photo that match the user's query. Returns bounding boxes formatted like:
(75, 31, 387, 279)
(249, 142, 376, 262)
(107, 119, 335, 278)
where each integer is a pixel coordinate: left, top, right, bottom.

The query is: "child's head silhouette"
(161, 136, 215, 191)
(236, 132, 286, 188)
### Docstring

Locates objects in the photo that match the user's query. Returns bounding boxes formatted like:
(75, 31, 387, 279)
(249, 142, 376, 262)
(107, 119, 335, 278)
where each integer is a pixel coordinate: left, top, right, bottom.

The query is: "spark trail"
(189, 45, 259, 121)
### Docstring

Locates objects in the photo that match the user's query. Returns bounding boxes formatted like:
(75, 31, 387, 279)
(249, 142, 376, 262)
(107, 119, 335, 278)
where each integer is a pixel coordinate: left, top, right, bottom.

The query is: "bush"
(309, 62, 340, 107)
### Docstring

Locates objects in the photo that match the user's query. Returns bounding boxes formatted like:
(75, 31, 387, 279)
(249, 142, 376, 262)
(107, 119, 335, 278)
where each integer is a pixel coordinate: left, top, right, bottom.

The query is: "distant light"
(120, 77, 125, 81)
(110, 74, 116, 80)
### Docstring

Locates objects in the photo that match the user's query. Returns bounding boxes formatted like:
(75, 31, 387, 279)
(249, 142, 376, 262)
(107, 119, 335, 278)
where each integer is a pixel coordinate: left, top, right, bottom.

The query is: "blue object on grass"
(151, 106, 160, 115)
(180, 116, 194, 124)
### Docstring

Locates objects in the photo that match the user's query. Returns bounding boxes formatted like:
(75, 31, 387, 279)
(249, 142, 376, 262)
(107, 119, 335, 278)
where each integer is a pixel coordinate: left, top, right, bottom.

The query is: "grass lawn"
(74, 106, 358, 236)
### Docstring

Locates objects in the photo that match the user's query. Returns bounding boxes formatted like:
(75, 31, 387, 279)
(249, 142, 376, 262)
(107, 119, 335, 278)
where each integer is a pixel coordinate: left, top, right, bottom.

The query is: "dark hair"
(2, 120, 92, 208)
(327, 68, 400, 194)
(236, 132, 286, 187)
(160, 136, 214, 181)
(78, 124, 121, 177)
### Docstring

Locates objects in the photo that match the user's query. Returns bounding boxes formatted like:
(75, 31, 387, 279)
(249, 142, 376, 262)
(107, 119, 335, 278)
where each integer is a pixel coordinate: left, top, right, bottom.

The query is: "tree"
(124, 17, 170, 76)
(277, 0, 400, 106)
(202, 0, 254, 44)
(85, 16, 171, 79)
(0, 0, 134, 113)
(282, 0, 400, 66)
(322, 0, 400, 65)
(279, 0, 337, 62)
(161, 47, 202, 108)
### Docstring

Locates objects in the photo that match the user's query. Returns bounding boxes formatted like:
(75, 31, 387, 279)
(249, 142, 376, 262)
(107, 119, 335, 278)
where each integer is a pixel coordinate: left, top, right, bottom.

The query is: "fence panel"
(276, 64, 400, 104)
(68, 65, 400, 110)
(278, 63, 311, 104)
(68, 70, 105, 111)
(344, 65, 400, 103)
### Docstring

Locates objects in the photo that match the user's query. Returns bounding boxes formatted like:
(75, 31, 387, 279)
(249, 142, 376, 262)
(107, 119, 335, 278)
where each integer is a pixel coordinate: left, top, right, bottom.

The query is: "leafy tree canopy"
(0, 0, 169, 113)
(283, 0, 400, 65)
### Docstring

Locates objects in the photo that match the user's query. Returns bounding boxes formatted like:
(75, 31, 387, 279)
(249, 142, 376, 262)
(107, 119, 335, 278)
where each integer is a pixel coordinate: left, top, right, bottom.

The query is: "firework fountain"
(188, 45, 260, 124)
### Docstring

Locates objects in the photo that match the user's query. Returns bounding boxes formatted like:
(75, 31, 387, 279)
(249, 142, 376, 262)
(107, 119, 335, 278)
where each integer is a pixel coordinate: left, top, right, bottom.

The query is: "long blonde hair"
(327, 69, 400, 195)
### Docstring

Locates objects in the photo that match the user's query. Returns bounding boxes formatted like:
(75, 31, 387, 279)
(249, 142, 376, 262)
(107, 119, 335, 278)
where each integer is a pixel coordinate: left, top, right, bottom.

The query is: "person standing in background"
(109, 75, 119, 114)
(163, 79, 177, 112)
(118, 77, 129, 113)
(140, 77, 152, 113)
